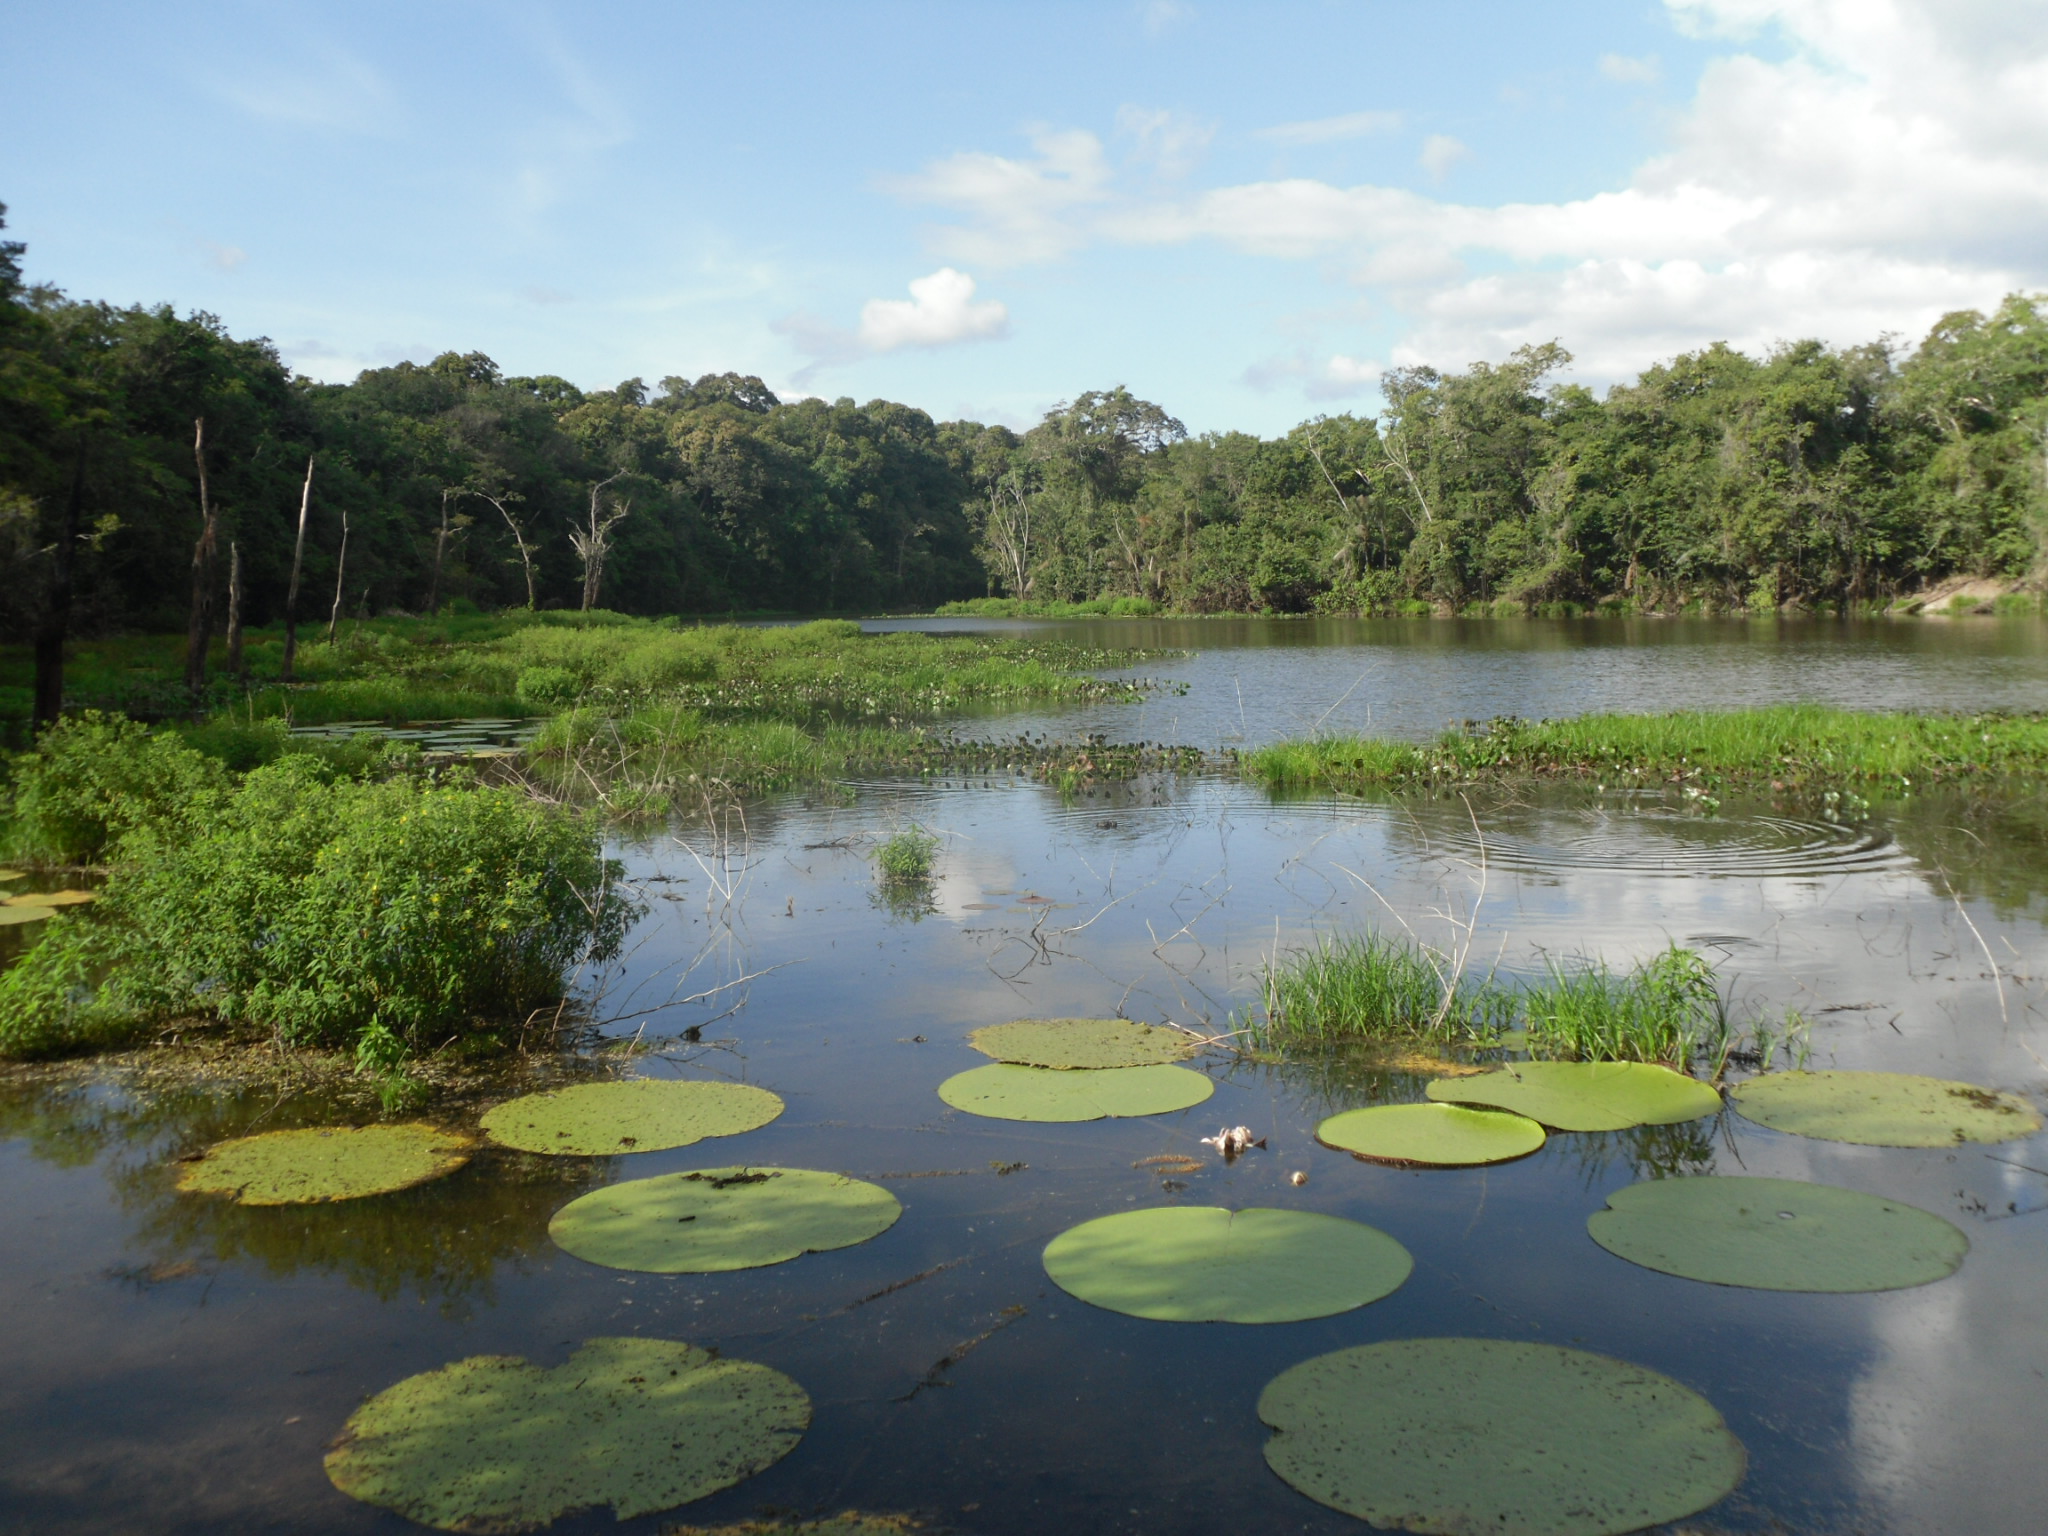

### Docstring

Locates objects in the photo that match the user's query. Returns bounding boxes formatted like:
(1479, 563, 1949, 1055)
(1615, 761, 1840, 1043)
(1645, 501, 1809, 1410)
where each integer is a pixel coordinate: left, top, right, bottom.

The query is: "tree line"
(5, 198, 2046, 713)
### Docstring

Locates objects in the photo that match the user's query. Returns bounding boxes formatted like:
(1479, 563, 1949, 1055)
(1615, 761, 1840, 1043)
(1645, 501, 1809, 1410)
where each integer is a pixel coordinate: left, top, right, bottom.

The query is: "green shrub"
(874, 826, 938, 883)
(5, 713, 228, 865)
(516, 665, 581, 707)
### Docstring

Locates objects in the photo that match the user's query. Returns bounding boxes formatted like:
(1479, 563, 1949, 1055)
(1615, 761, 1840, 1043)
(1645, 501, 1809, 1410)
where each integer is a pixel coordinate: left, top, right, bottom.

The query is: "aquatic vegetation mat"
(1, 889, 96, 907)
(1042, 1206, 1411, 1322)
(549, 1167, 902, 1273)
(324, 1336, 809, 1531)
(936, 1062, 1213, 1122)
(481, 1078, 784, 1155)
(1588, 1176, 1968, 1292)
(1729, 1069, 2041, 1146)
(967, 1017, 1195, 1069)
(0, 905, 52, 927)
(174, 1124, 473, 1205)
(666, 1515, 933, 1536)
(1427, 1061, 1722, 1132)
(1258, 1338, 1745, 1535)
(1317, 1102, 1546, 1166)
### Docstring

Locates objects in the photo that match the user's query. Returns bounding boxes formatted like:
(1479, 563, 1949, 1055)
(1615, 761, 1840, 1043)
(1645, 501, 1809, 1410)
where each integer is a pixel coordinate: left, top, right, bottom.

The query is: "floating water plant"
(1258, 1338, 1745, 1535)
(0, 906, 53, 928)
(968, 1016, 1195, 1069)
(549, 1167, 901, 1273)
(480, 1078, 783, 1155)
(1588, 1176, 1969, 1292)
(1042, 1207, 1410, 1322)
(325, 1336, 809, 1531)
(1, 889, 96, 907)
(1317, 1102, 1546, 1166)
(669, 1516, 932, 1536)
(1427, 1061, 1722, 1132)
(175, 1124, 473, 1205)
(1729, 1069, 2041, 1146)
(936, 1062, 1213, 1122)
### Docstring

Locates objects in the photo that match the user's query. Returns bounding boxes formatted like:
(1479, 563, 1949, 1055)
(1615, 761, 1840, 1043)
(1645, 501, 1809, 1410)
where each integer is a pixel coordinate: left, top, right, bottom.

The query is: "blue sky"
(9, 1, 2045, 434)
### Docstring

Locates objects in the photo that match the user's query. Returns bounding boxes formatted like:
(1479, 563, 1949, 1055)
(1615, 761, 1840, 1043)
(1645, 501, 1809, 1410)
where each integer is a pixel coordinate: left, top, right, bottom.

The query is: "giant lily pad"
(480, 1079, 783, 1156)
(1729, 1070, 2041, 1147)
(1588, 1176, 1968, 1292)
(936, 1062, 1213, 1122)
(969, 1017, 1194, 1069)
(0, 905, 52, 927)
(1427, 1061, 1721, 1132)
(669, 1517, 931, 1536)
(550, 1167, 902, 1273)
(1317, 1102, 1546, 1166)
(1043, 1206, 1411, 1322)
(1, 888, 96, 907)
(0, 868, 25, 882)
(325, 1336, 808, 1531)
(176, 1124, 472, 1205)
(1259, 1338, 1745, 1535)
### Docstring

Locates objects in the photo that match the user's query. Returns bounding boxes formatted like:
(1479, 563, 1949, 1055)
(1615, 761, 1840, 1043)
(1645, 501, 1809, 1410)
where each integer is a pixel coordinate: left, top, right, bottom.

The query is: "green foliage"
(5, 712, 227, 864)
(873, 826, 937, 883)
(1256, 931, 1516, 1046)
(1519, 946, 1726, 1065)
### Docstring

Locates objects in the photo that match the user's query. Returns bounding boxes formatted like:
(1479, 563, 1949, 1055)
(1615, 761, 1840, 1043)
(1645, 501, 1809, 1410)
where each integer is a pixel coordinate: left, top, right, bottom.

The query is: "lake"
(3, 616, 2045, 1535)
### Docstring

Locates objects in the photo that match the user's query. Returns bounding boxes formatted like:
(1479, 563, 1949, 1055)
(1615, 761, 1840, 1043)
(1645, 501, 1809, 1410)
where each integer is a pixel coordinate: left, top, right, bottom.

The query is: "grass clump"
(873, 827, 939, 884)
(1257, 933, 1515, 1046)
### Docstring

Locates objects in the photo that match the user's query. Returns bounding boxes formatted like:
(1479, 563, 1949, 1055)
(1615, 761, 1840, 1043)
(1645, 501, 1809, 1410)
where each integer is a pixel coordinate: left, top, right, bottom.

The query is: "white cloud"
(1117, 106, 1216, 179)
(1140, 0, 1190, 38)
(1418, 134, 1470, 181)
(857, 268, 1009, 352)
(212, 41, 398, 135)
(1243, 351, 1386, 401)
(1255, 110, 1403, 145)
(886, 128, 1113, 266)
(1598, 52, 1662, 83)
(203, 241, 247, 272)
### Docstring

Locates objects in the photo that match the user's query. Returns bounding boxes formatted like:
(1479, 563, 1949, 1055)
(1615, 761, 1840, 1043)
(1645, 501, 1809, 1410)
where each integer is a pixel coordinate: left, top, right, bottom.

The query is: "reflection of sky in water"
(2, 775, 2045, 1532)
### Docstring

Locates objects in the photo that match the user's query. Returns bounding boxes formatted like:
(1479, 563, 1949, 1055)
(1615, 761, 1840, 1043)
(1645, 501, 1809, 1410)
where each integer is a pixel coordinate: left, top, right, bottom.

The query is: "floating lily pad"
(936, 1062, 1213, 1122)
(550, 1167, 902, 1273)
(1427, 1061, 1722, 1132)
(1588, 1176, 1969, 1292)
(1043, 1206, 1411, 1322)
(176, 1124, 472, 1205)
(968, 1017, 1194, 1069)
(0, 868, 24, 882)
(1729, 1070, 2041, 1147)
(1, 888, 96, 907)
(0, 905, 52, 927)
(1317, 1102, 1547, 1166)
(325, 1336, 809, 1531)
(480, 1079, 784, 1155)
(1259, 1338, 1745, 1535)
(669, 1514, 931, 1536)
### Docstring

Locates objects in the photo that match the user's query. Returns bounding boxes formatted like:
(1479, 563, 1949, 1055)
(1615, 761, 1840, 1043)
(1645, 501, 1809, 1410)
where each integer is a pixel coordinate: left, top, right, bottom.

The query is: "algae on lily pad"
(1317, 1102, 1546, 1166)
(1729, 1069, 2040, 1147)
(550, 1167, 902, 1273)
(176, 1124, 472, 1205)
(1043, 1206, 1410, 1322)
(480, 1078, 783, 1156)
(325, 1336, 808, 1532)
(1589, 1176, 1968, 1292)
(937, 1062, 1212, 1122)
(1, 889, 96, 908)
(0, 905, 53, 927)
(968, 1017, 1194, 1069)
(1259, 1338, 1744, 1536)
(1427, 1060, 1721, 1132)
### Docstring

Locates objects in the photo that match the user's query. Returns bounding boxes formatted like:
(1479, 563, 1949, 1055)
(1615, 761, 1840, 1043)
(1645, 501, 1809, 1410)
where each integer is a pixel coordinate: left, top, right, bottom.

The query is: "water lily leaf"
(968, 1017, 1194, 1069)
(0, 905, 53, 927)
(936, 1062, 1213, 1122)
(550, 1167, 902, 1273)
(1729, 1069, 2041, 1146)
(1259, 1338, 1745, 1535)
(1317, 1102, 1546, 1166)
(1, 889, 96, 907)
(1426, 1061, 1722, 1132)
(1043, 1206, 1411, 1322)
(325, 1336, 808, 1532)
(176, 1124, 472, 1205)
(1588, 1176, 1968, 1292)
(0, 868, 24, 882)
(669, 1514, 932, 1535)
(480, 1079, 783, 1155)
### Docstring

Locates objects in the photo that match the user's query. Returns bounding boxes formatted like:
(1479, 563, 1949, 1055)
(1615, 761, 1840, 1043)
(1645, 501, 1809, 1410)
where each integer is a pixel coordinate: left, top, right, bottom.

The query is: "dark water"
(5, 623, 2048, 1535)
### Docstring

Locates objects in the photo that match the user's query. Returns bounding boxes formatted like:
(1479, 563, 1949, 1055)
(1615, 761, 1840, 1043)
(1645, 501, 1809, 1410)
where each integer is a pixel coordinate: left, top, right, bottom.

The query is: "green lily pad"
(968, 1017, 1195, 1069)
(670, 1517, 932, 1536)
(1259, 1338, 1745, 1535)
(176, 1124, 473, 1205)
(1, 888, 96, 907)
(480, 1079, 784, 1156)
(1589, 1176, 1969, 1292)
(1317, 1102, 1547, 1166)
(1729, 1070, 2041, 1147)
(0, 868, 25, 882)
(325, 1336, 808, 1531)
(1043, 1206, 1411, 1322)
(0, 905, 52, 927)
(549, 1167, 902, 1273)
(1426, 1061, 1722, 1132)
(936, 1062, 1213, 1122)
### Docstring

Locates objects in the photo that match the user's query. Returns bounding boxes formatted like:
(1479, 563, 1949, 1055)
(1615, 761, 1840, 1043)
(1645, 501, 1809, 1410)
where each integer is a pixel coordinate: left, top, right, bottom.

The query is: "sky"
(7, 0, 2048, 435)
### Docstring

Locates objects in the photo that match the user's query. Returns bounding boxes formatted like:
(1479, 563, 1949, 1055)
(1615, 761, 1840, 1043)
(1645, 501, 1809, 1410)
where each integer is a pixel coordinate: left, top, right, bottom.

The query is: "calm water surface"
(3, 621, 2046, 1536)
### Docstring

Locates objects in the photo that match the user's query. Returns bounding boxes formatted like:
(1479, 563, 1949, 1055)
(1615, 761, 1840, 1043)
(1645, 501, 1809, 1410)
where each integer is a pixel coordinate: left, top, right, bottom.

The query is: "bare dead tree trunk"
(569, 470, 629, 611)
(327, 510, 350, 643)
(225, 540, 245, 675)
(185, 418, 221, 692)
(31, 438, 87, 730)
(281, 454, 314, 681)
(428, 487, 457, 612)
(483, 492, 539, 609)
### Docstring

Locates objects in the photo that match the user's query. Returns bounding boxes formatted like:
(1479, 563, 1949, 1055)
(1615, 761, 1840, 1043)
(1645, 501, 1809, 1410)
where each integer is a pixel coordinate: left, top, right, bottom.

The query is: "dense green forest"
(5, 204, 2046, 683)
